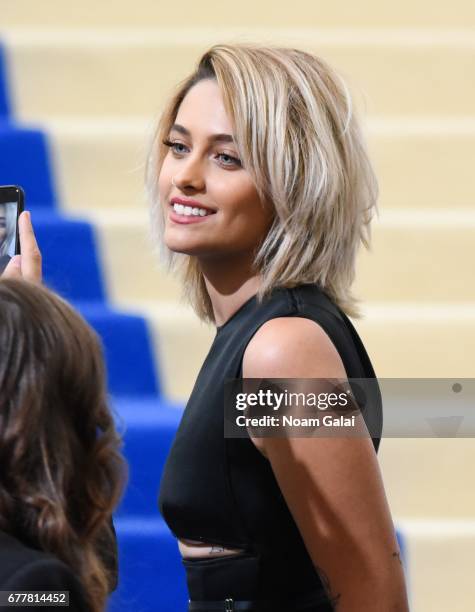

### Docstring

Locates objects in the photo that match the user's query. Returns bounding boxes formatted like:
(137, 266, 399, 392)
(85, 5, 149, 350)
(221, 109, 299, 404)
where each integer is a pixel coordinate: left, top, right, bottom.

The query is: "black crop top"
(158, 283, 383, 600)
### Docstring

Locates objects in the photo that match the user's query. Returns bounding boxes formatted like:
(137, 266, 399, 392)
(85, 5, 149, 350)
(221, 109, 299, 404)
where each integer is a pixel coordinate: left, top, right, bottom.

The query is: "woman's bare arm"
(242, 316, 410, 611)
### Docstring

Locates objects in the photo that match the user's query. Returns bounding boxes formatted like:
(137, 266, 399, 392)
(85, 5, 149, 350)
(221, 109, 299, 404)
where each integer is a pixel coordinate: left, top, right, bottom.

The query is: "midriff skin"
(178, 537, 245, 559)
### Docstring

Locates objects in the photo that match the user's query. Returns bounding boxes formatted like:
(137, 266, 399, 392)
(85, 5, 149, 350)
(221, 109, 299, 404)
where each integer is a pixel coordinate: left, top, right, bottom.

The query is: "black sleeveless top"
(158, 283, 382, 600)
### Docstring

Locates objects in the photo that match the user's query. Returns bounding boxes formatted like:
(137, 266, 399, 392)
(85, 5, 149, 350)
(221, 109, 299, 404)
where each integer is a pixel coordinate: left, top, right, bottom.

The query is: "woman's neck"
(199, 254, 261, 328)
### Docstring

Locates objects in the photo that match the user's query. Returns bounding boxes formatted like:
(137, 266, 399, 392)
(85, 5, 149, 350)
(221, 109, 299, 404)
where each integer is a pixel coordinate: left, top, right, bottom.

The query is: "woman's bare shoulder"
(242, 316, 348, 458)
(242, 316, 346, 380)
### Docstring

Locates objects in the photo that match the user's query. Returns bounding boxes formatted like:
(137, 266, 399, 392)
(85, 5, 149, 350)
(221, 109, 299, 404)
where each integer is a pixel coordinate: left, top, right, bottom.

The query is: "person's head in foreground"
(147, 42, 378, 322)
(0, 279, 127, 612)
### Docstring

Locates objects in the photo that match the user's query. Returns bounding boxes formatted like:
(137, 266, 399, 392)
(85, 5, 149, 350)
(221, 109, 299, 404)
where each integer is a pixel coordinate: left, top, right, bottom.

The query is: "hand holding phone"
(0, 185, 42, 283)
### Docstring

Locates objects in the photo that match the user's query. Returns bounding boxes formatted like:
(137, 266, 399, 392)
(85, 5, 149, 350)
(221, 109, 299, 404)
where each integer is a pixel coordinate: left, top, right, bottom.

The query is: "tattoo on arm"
(209, 545, 225, 554)
(315, 565, 341, 610)
(392, 551, 403, 566)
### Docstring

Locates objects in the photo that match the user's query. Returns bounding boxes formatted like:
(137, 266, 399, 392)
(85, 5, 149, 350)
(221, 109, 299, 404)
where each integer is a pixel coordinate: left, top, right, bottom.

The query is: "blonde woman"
(151, 44, 409, 611)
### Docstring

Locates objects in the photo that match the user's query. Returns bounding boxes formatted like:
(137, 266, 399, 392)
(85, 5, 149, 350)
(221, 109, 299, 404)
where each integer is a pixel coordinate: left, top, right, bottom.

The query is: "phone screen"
(0, 185, 25, 274)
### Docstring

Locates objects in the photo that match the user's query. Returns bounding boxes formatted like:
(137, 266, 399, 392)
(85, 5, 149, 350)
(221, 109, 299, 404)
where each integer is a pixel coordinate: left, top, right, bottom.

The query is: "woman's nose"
(172, 157, 205, 191)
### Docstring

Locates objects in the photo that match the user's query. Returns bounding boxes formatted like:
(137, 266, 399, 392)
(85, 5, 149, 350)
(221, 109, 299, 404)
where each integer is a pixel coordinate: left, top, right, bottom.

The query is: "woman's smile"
(169, 202, 217, 224)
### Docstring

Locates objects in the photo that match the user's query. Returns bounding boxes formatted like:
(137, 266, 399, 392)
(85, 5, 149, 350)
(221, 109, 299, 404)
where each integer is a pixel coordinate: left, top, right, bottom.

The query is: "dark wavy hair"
(0, 279, 127, 612)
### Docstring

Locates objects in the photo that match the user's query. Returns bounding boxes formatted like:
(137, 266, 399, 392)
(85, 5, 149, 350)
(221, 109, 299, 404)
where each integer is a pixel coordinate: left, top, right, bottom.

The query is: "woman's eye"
(162, 139, 188, 154)
(217, 153, 242, 167)
(162, 139, 241, 167)
(172, 143, 186, 154)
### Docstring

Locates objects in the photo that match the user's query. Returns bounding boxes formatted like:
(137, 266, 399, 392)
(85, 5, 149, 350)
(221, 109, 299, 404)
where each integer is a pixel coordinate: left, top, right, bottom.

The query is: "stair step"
(2, 3, 475, 28)
(109, 517, 187, 612)
(0, 124, 56, 206)
(355, 212, 475, 302)
(398, 519, 475, 611)
(113, 397, 182, 516)
(72, 302, 160, 397)
(2, 30, 475, 118)
(33, 210, 105, 302)
(117, 300, 215, 403)
(379, 439, 475, 518)
(357, 306, 475, 379)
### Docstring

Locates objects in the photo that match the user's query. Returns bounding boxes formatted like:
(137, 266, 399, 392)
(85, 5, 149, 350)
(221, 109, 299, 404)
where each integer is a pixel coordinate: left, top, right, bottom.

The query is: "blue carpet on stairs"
(0, 125, 57, 207)
(32, 210, 160, 397)
(75, 304, 160, 397)
(113, 397, 182, 516)
(108, 398, 187, 610)
(34, 209, 106, 301)
(108, 517, 188, 612)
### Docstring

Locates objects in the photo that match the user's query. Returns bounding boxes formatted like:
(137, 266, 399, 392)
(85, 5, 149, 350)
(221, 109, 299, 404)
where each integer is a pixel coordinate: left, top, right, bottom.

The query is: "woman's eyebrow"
(170, 123, 235, 143)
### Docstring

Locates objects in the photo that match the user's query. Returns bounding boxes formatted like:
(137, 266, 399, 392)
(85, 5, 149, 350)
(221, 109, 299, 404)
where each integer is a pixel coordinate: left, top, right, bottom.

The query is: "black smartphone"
(0, 185, 24, 274)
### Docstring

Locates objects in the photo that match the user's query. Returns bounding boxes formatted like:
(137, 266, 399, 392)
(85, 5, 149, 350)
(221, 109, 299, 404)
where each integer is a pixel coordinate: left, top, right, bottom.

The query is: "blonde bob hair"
(147, 42, 379, 322)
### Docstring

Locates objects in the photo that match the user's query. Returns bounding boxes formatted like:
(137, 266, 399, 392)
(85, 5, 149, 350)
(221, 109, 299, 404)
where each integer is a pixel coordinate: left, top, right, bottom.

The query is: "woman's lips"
(171, 197, 216, 214)
(169, 207, 216, 224)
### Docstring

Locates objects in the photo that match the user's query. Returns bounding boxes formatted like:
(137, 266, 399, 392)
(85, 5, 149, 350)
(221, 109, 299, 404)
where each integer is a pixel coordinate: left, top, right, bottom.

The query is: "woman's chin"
(165, 239, 207, 257)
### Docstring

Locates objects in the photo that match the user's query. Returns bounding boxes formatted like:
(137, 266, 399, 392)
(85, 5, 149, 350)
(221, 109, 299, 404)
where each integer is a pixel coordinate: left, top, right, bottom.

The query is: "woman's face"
(158, 78, 274, 261)
(0, 204, 6, 246)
